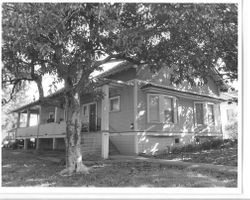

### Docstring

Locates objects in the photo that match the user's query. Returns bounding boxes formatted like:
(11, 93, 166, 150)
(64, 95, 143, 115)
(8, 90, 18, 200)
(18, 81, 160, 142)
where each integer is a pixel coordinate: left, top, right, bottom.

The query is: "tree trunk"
(60, 84, 88, 176)
(34, 77, 44, 98)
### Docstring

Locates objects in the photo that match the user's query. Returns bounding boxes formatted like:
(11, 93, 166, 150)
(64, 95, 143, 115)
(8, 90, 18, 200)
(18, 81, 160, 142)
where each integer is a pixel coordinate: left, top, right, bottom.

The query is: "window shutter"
(173, 98, 178, 124)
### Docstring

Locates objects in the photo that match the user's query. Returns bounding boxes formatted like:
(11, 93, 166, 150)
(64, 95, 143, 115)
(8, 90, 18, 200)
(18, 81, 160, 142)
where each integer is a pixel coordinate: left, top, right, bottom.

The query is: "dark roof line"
(140, 82, 226, 101)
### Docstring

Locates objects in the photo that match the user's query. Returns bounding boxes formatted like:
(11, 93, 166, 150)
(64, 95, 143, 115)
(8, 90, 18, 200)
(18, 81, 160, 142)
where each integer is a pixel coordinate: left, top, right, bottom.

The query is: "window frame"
(194, 102, 205, 126)
(81, 102, 98, 130)
(147, 94, 161, 123)
(207, 103, 215, 125)
(109, 96, 121, 112)
(194, 102, 216, 126)
(147, 93, 177, 124)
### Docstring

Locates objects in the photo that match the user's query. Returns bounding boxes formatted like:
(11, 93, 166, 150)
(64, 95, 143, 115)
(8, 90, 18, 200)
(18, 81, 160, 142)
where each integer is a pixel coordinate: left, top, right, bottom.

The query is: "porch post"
(36, 106, 42, 150)
(26, 109, 30, 127)
(24, 139, 28, 150)
(101, 84, 109, 159)
(54, 107, 59, 123)
(52, 138, 57, 150)
(133, 79, 139, 154)
(17, 112, 21, 128)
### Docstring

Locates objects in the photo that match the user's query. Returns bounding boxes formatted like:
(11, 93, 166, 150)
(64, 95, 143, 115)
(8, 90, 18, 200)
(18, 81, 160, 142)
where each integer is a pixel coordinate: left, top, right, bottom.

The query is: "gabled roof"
(94, 60, 137, 79)
(10, 60, 229, 112)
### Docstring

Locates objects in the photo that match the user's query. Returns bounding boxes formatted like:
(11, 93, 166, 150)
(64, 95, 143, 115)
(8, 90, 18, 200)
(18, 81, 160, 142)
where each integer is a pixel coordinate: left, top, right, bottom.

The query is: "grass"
(153, 147, 238, 166)
(143, 140, 238, 167)
(2, 149, 237, 187)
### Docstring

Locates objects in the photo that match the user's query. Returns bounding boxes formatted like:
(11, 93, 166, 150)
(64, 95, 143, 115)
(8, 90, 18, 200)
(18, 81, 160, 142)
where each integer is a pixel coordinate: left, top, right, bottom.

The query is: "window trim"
(147, 94, 161, 123)
(194, 101, 205, 126)
(109, 96, 121, 112)
(81, 102, 97, 129)
(194, 102, 215, 126)
(207, 103, 215, 125)
(147, 93, 177, 124)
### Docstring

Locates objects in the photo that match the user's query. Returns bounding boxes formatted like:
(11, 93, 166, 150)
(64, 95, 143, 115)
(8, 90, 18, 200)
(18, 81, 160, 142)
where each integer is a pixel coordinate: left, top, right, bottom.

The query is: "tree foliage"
(2, 3, 238, 96)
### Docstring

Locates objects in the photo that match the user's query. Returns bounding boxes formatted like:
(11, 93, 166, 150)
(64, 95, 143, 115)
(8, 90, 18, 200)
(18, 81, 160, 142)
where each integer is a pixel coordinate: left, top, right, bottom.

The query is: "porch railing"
(16, 122, 66, 139)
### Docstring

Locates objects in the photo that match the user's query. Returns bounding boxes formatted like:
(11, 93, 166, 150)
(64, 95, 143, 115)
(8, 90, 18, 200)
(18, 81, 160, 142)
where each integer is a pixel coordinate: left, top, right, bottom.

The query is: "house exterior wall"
(136, 88, 222, 154)
(81, 132, 102, 156)
(110, 134, 136, 155)
(109, 86, 134, 132)
(134, 66, 222, 155)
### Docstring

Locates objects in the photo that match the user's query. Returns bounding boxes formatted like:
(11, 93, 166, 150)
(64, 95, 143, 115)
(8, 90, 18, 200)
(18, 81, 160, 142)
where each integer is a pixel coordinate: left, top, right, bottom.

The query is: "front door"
(89, 103, 96, 132)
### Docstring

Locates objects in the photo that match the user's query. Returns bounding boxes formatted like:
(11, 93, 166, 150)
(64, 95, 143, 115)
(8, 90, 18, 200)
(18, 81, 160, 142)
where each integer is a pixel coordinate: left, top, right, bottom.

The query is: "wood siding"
(80, 133, 102, 156)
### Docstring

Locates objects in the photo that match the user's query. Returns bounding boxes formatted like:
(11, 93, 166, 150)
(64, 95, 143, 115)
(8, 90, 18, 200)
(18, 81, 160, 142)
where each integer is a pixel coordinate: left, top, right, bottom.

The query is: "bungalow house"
(9, 61, 227, 158)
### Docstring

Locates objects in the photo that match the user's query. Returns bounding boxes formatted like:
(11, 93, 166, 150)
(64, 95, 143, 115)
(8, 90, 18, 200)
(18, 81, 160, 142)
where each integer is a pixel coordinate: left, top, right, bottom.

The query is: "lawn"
(142, 140, 238, 167)
(151, 147, 237, 166)
(2, 149, 236, 187)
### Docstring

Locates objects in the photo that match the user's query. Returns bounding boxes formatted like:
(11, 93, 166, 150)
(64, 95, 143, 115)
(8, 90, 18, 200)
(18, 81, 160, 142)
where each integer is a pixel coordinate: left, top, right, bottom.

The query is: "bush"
(170, 138, 234, 154)
(225, 121, 238, 139)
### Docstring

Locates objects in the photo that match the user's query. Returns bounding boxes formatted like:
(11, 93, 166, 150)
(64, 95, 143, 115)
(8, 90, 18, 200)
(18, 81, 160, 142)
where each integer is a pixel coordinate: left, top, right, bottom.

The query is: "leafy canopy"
(2, 3, 238, 97)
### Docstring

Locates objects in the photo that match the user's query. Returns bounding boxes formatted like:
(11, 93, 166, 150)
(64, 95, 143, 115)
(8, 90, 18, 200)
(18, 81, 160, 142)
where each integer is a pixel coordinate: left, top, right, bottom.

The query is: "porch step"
(109, 140, 120, 155)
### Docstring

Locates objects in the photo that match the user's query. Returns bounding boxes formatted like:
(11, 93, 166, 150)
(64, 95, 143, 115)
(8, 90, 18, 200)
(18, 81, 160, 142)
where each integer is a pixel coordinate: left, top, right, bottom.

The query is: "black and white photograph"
(0, 0, 247, 199)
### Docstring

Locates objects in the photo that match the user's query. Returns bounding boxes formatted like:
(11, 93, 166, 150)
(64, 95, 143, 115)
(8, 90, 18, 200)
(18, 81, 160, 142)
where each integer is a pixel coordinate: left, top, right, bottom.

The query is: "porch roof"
(10, 78, 133, 113)
(10, 88, 65, 113)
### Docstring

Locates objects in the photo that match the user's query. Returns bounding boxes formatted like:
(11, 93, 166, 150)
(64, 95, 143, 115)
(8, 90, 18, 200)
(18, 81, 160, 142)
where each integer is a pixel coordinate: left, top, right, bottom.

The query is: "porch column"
(36, 106, 42, 150)
(52, 138, 57, 150)
(101, 84, 109, 159)
(26, 109, 30, 127)
(54, 107, 59, 123)
(24, 139, 29, 150)
(17, 112, 21, 128)
(133, 79, 139, 154)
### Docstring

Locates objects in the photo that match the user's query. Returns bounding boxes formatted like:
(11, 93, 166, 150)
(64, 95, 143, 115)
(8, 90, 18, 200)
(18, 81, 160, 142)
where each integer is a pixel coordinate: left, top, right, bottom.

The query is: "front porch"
(10, 79, 137, 159)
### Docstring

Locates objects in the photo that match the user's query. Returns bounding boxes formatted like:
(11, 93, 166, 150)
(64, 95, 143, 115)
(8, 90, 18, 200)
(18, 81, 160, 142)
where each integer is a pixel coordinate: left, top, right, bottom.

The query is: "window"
(149, 95, 160, 122)
(110, 96, 120, 112)
(175, 138, 180, 144)
(194, 102, 216, 126)
(83, 105, 88, 116)
(194, 103, 204, 125)
(207, 104, 215, 124)
(147, 94, 177, 123)
(163, 97, 174, 123)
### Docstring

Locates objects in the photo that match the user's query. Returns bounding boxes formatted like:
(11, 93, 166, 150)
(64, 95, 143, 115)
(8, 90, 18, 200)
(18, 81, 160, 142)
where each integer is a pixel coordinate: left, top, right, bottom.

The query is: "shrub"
(209, 139, 224, 149)
(225, 121, 238, 139)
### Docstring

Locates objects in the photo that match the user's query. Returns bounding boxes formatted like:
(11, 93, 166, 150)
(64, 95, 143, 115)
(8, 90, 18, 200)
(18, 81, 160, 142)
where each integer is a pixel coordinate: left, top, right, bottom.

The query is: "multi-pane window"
(194, 102, 216, 126)
(110, 96, 120, 112)
(163, 97, 174, 123)
(195, 103, 204, 125)
(149, 95, 160, 122)
(207, 104, 215, 124)
(148, 94, 177, 123)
